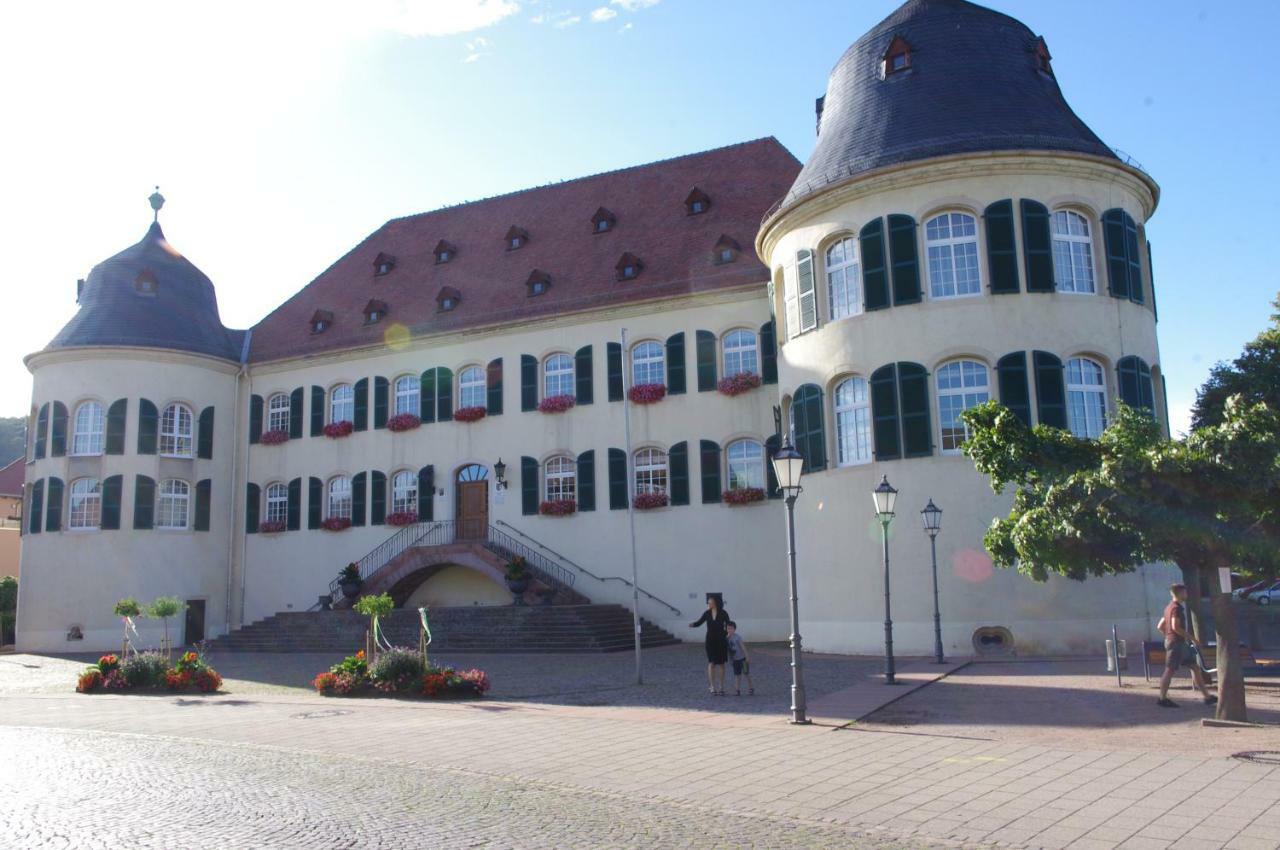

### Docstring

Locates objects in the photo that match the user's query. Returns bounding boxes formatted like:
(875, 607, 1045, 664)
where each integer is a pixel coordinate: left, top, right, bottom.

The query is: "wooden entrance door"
(183, 599, 206, 645)
(457, 481, 488, 540)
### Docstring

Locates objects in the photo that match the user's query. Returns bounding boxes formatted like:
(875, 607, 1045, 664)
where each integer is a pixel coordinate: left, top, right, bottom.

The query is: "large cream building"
(17, 0, 1176, 654)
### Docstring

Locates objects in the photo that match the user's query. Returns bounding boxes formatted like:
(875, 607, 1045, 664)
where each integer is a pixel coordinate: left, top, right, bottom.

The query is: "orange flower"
(355, 650, 366, 660)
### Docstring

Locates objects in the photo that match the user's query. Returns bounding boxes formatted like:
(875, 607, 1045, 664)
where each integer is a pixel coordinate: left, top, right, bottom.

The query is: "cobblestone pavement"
(0, 726, 924, 849)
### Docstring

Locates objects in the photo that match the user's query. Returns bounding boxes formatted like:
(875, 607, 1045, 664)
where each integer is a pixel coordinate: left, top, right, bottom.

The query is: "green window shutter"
(574, 346, 593, 405)
(28, 480, 42, 534)
(521, 456, 539, 516)
(100, 476, 122, 530)
(669, 442, 689, 506)
(417, 466, 434, 521)
(898, 362, 933, 458)
(419, 370, 437, 423)
(607, 343, 624, 401)
(1020, 200, 1054, 293)
(699, 440, 722, 504)
(308, 477, 323, 529)
(197, 406, 215, 459)
(1124, 214, 1143, 304)
(860, 219, 890, 311)
(371, 471, 386, 525)
(1118, 356, 1140, 410)
(353, 378, 369, 431)
(351, 472, 367, 527)
(44, 477, 63, 532)
(760, 320, 778, 385)
(1160, 373, 1170, 434)
(310, 386, 325, 437)
(796, 249, 817, 331)
(1137, 359, 1155, 412)
(608, 449, 627, 510)
(33, 404, 48, 460)
(695, 330, 717, 391)
(985, 200, 1020, 294)
(1033, 351, 1067, 429)
(792, 385, 827, 472)
(764, 434, 782, 499)
(138, 398, 158, 455)
(373, 377, 389, 429)
(289, 387, 304, 439)
(996, 352, 1032, 427)
(870, 364, 901, 460)
(435, 367, 453, 420)
(50, 402, 68, 457)
(521, 355, 538, 411)
(195, 479, 211, 532)
(243, 482, 258, 534)
(248, 395, 263, 445)
(665, 333, 686, 395)
(105, 399, 127, 455)
(887, 214, 922, 305)
(1102, 209, 1131, 300)
(577, 450, 596, 512)
(286, 478, 301, 531)
(486, 358, 504, 415)
(134, 475, 156, 530)
(1147, 241, 1158, 320)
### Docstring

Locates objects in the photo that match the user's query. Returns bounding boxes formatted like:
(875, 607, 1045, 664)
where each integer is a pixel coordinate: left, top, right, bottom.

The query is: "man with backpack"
(1157, 583, 1217, 708)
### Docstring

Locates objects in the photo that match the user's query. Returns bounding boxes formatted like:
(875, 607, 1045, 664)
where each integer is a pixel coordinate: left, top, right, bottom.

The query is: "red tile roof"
(248, 138, 800, 363)
(0, 458, 24, 497)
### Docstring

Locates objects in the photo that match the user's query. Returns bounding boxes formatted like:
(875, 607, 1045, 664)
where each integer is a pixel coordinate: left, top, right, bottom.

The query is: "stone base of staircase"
(207, 605, 681, 654)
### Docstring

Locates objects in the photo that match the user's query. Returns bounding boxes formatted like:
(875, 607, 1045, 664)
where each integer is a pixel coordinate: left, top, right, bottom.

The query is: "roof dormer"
(881, 36, 912, 78)
(310, 310, 334, 334)
(134, 269, 159, 297)
(525, 269, 552, 297)
(684, 188, 711, 216)
(712, 234, 741, 265)
(615, 253, 643, 281)
(373, 252, 396, 276)
(363, 299, 388, 324)
(434, 240, 456, 264)
(436, 286, 461, 312)
(1034, 36, 1053, 76)
(591, 207, 617, 234)
(504, 226, 529, 251)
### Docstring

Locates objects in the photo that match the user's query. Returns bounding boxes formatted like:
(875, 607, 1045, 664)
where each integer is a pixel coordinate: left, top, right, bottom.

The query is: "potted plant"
(628, 383, 666, 405)
(505, 557, 530, 604)
(338, 563, 363, 599)
(717, 372, 763, 397)
(323, 420, 354, 439)
(387, 413, 422, 432)
(145, 596, 184, 660)
(537, 394, 576, 414)
(453, 406, 486, 423)
(113, 597, 141, 658)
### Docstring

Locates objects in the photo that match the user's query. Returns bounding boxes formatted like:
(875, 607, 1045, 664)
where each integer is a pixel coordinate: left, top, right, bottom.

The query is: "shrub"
(387, 414, 422, 432)
(370, 647, 425, 692)
(628, 383, 666, 405)
(260, 429, 289, 445)
(323, 420, 354, 438)
(634, 492, 668, 510)
(537, 394, 576, 414)
(539, 499, 576, 516)
(121, 651, 169, 688)
(77, 668, 103, 693)
(452, 406, 486, 423)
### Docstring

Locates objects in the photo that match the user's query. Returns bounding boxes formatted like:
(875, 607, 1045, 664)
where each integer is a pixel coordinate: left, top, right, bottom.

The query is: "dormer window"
(505, 226, 529, 251)
(310, 310, 334, 334)
(685, 188, 711, 216)
(1034, 37, 1053, 76)
(134, 270, 158, 297)
(881, 36, 911, 77)
(363, 299, 388, 325)
(373, 252, 396, 276)
(526, 270, 552, 297)
(436, 286, 461, 312)
(616, 253, 643, 281)
(434, 240, 456, 264)
(712, 234, 741, 265)
(591, 207, 617, 234)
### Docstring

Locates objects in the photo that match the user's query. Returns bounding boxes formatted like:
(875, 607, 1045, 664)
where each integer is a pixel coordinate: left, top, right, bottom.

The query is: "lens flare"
(953, 547, 994, 583)
(384, 323, 410, 350)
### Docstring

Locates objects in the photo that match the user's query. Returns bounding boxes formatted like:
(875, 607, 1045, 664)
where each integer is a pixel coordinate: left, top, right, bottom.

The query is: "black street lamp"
(872, 475, 898, 684)
(921, 499, 944, 664)
(770, 440, 809, 724)
(493, 458, 508, 490)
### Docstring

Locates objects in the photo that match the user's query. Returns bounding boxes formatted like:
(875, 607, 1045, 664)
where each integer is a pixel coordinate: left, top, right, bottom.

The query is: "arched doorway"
(455, 464, 489, 540)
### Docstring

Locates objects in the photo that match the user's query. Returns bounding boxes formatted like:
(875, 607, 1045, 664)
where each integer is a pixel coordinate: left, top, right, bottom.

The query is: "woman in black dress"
(689, 596, 730, 695)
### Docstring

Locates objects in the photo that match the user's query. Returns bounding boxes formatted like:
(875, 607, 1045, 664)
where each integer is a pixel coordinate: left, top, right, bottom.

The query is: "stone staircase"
(207, 605, 681, 654)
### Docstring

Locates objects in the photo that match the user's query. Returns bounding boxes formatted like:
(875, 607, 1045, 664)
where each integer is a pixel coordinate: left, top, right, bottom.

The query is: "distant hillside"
(0, 418, 25, 467)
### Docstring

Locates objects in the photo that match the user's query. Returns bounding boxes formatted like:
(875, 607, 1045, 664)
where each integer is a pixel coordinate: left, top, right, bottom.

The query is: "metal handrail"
(326, 520, 445, 602)
(480, 525, 576, 591)
(495, 520, 682, 615)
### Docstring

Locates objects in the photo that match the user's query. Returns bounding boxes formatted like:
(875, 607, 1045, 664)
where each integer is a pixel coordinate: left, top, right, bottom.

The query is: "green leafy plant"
(120, 651, 168, 688)
(370, 647, 426, 692)
(145, 596, 184, 655)
(113, 598, 141, 618)
(353, 592, 393, 619)
(338, 563, 362, 585)
(505, 557, 529, 581)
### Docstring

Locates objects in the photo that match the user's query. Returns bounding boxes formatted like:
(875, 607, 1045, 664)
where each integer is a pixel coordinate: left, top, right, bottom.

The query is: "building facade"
(17, 0, 1176, 654)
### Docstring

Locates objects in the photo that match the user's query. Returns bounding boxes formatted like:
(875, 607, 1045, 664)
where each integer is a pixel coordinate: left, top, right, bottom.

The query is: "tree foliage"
(1192, 296, 1280, 430)
(0, 417, 24, 467)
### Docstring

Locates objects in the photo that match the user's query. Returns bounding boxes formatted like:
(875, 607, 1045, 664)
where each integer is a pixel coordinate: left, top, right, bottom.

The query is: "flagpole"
(621, 327, 643, 685)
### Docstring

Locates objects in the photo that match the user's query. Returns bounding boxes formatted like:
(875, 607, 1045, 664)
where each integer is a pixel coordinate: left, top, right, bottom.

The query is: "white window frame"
(266, 393, 290, 434)
(925, 212, 982, 299)
(265, 482, 288, 525)
(327, 476, 352, 521)
(633, 448, 668, 496)
(1066, 357, 1108, 438)
(160, 403, 194, 457)
(722, 329, 758, 377)
(544, 354, 574, 398)
(1052, 210, 1096, 294)
(156, 479, 190, 530)
(782, 265, 800, 340)
(330, 384, 353, 424)
(393, 375, 419, 417)
(458, 366, 486, 410)
(834, 376, 872, 466)
(391, 471, 417, 515)
(544, 456, 576, 502)
(631, 341, 665, 387)
(936, 360, 990, 453)
(71, 401, 104, 456)
(725, 439, 765, 491)
(68, 478, 101, 530)
(825, 236, 862, 321)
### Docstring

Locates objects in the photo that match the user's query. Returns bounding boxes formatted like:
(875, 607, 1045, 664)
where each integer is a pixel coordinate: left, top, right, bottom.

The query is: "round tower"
(757, 0, 1170, 656)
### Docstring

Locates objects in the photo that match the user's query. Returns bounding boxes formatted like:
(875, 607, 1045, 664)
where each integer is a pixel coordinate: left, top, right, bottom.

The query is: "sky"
(1, 0, 1277, 436)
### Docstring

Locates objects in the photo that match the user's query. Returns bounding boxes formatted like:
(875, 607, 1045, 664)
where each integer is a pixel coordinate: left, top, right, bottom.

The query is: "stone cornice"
(25, 346, 243, 376)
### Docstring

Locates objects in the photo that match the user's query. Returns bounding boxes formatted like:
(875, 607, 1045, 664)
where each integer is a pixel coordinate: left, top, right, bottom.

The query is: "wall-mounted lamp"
(494, 458, 508, 490)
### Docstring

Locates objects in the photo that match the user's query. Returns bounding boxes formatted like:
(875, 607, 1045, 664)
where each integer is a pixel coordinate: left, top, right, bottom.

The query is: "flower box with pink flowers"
(453, 406, 486, 423)
(722, 487, 766, 505)
(538, 394, 576, 414)
(387, 413, 421, 432)
(386, 511, 417, 527)
(323, 420, 353, 439)
(260, 429, 289, 446)
(633, 492, 669, 510)
(539, 499, 576, 516)
(321, 517, 353, 531)
(259, 520, 286, 534)
(628, 383, 666, 405)
(717, 372, 762, 397)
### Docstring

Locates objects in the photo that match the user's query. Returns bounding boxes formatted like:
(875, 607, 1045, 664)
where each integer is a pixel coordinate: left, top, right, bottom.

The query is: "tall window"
(631, 342, 664, 386)
(327, 477, 352, 520)
(1066, 357, 1107, 438)
(392, 471, 417, 515)
(71, 401, 104, 456)
(826, 237, 862, 320)
(156, 479, 190, 530)
(160, 403, 194, 457)
(725, 439, 764, 491)
(722, 330, 758, 376)
(936, 360, 990, 452)
(265, 482, 288, 525)
(634, 448, 668, 495)
(68, 478, 101, 529)
(926, 213, 981, 298)
(834, 377, 872, 465)
(544, 354, 574, 398)
(545, 456, 576, 502)
(330, 384, 353, 423)
(267, 393, 290, 433)
(1052, 210, 1095, 294)
(394, 375, 419, 416)
(458, 366, 486, 409)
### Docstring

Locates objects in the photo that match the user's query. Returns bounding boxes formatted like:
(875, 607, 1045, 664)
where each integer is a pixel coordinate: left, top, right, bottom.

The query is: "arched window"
(264, 482, 288, 525)
(826, 237, 862, 320)
(1052, 210, 1095, 293)
(68, 478, 101, 529)
(631, 341, 665, 387)
(160, 403, 194, 457)
(834, 377, 872, 465)
(327, 476, 352, 521)
(545, 456, 576, 502)
(391, 471, 418, 515)
(458, 366, 486, 409)
(722, 330, 758, 377)
(329, 384, 353, 424)
(725, 439, 764, 491)
(544, 354, 574, 398)
(936, 360, 990, 452)
(267, 393, 290, 433)
(634, 448, 668, 495)
(156, 479, 190, 530)
(393, 375, 419, 417)
(71, 401, 104, 456)
(925, 213, 981, 298)
(1066, 358, 1107, 438)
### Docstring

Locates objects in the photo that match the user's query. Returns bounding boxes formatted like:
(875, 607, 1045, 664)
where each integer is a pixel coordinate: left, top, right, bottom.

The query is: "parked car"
(1234, 577, 1276, 600)
(1247, 581, 1280, 606)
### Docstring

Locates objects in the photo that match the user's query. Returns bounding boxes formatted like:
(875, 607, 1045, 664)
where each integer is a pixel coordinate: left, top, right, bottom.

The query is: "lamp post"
(771, 440, 809, 724)
(873, 475, 898, 684)
(921, 499, 944, 664)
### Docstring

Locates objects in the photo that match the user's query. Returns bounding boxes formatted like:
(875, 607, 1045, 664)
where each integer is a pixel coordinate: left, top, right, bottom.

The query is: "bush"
(77, 668, 104, 693)
(370, 647, 425, 693)
(121, 651, 169, 688)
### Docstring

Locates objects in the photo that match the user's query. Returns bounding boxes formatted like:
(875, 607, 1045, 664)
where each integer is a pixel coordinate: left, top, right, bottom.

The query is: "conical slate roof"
(46, 222, 243, 361)
(784, 0, 1116, 208)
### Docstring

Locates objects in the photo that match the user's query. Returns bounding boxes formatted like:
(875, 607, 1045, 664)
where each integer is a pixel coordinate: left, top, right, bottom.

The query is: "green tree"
(353, 593, 394, 659)
(1192, 296, 1280, 429)
(145, 596, 184, 658)
(0, 576, 16, 645)
(0, 417, 25, 467)
(962, 399, 1280, 721)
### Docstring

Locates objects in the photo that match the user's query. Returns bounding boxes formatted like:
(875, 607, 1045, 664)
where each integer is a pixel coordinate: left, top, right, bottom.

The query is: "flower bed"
(259, 520, 286, 534)
(538, 394, 576, 414)
(386, 511, 417, 527)
(313, 648, 489, 700)
(76, 651, 223, 694)
(633, 492, 668, 510)
(323, 420, 353, 439)
(628, 383, 666, 405)
(260, 429, 289, 445)
(453, 406, 486, 423)
(322, 517, 353, 532)
(539, 499, 576, 516)
(722, 487, 766, 505)
(717, 372, 762, 397)
(387, 413, 421, 432)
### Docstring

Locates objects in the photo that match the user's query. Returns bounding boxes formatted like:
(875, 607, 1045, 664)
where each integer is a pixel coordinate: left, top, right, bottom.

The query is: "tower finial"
(148, 186, 165, 222)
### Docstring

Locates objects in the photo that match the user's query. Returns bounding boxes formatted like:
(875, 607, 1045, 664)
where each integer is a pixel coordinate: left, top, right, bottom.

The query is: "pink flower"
(538, 499, 577, 516)
(627, 383, 666, 405)
(633, 492, 669, 510)
(260, 429, 289, 445)
(323, 420, 354, 438)
(538, 394, 576, 414)
(387, 413, 422, 432)
(717, 372, 762, 397)
(452, 406, 487, 423)
(322, 517, 352, 531)
(259, 520, 287, 534)
(722, 487, 766, 505)
(385, 511, 418, 527)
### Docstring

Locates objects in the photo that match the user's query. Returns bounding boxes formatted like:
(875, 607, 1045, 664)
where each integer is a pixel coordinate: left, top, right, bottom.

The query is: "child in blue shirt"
(725, 621, 754, 696)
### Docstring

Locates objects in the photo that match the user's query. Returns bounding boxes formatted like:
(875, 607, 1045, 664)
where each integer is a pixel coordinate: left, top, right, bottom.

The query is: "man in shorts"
(1157, 583, 1217, 708)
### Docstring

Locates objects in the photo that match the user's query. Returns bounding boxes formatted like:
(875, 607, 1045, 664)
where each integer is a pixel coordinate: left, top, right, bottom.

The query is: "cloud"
(375, 0, 521, 37)
(532, 9, 580, 27)
(619, 21, 633, 32)
(611, 0, 660, 10)
(556, 14, 583, 27)
(464, 35, 492, 62)
(590, 7, 617, 22)
(463, 52, 484, 62)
